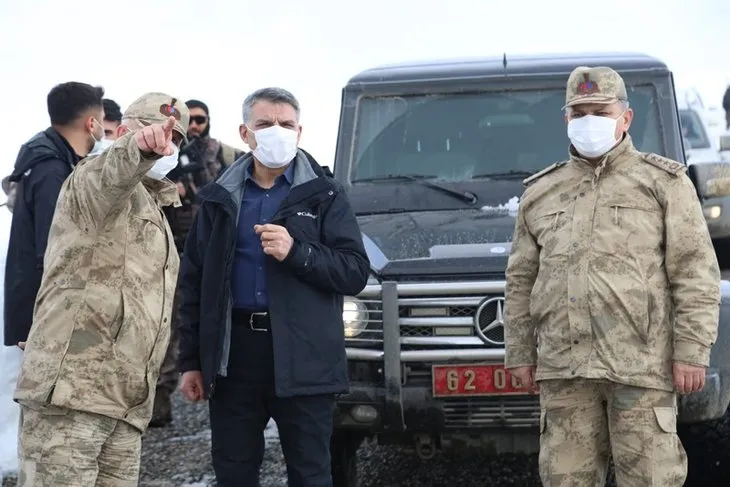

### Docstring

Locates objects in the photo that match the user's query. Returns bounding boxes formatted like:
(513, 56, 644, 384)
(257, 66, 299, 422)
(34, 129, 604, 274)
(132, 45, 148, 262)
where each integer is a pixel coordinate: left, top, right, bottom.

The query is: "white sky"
(0, 0, 728, 178)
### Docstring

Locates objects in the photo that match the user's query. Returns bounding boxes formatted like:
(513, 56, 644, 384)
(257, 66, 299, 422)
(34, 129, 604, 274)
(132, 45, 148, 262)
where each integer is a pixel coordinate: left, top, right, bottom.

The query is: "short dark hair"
(103, 99, 122, 123)
(47, 82, 105, 126)
(186, 99, 209, 115)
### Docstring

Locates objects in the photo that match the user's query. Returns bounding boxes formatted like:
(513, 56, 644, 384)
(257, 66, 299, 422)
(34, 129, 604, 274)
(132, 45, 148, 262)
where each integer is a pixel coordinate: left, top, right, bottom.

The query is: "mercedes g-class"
(329, 52, 730, 486)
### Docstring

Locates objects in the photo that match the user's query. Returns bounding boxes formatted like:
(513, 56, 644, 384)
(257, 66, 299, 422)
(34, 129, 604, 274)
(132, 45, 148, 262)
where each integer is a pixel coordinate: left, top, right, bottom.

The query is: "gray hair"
(564, 100, 630, 116)
(242, 87, 300, 124)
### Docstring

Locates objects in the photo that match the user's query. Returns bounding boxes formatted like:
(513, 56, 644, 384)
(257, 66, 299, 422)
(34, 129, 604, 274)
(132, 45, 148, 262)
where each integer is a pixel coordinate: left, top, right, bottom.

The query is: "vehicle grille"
(400, 305, 475, 337)
(399, 295, 503, 348)
(345, 281, 507, 349)
(442, 396, 540, 428)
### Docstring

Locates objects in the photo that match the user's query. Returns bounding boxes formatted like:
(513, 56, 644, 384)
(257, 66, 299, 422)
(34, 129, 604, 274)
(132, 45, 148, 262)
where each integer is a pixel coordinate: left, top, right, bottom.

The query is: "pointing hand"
(135, 116, 176, 156)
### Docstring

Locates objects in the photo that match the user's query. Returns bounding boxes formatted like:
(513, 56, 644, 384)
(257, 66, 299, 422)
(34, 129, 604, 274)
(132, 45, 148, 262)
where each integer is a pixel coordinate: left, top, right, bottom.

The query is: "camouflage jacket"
(504, 135, 721, 392)
(13, 132, 181, 432)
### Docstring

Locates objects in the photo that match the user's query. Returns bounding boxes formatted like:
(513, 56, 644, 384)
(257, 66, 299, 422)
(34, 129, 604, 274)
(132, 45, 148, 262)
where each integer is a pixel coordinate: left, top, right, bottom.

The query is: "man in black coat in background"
(3, 81, 105, 349)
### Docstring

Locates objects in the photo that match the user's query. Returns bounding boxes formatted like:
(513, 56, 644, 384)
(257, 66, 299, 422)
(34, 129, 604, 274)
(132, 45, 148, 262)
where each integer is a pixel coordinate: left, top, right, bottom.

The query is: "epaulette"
(641, 153, 686, 176)
(523, 161, 567, 187)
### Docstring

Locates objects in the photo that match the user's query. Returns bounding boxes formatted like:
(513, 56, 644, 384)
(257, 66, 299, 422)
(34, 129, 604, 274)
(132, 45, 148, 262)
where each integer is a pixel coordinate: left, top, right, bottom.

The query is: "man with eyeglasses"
(14, 92, 188, 485)
(151, 99, 244, 428)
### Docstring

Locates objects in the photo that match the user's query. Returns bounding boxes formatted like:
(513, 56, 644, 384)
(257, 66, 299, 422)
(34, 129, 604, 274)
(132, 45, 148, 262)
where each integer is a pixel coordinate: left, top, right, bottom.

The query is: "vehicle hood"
(358, 206, 518, 278)
(687, 147, 722, 164)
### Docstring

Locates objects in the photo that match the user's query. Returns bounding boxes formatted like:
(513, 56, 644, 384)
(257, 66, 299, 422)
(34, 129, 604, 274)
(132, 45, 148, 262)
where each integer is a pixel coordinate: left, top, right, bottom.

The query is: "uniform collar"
(569, 134, 637, 187)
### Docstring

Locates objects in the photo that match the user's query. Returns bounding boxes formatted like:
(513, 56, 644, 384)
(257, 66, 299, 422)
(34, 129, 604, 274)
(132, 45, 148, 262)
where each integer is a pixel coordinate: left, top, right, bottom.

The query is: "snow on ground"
(264, 419, 279, 443)
(0, 209, 18, 477)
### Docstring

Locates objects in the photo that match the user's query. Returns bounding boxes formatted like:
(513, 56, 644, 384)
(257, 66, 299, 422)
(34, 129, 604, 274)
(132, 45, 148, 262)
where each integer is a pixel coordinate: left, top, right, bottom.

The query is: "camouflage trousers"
(156, 284, 181, 395)
(17, 403, 141, 487)
(538, 378, 687, 487)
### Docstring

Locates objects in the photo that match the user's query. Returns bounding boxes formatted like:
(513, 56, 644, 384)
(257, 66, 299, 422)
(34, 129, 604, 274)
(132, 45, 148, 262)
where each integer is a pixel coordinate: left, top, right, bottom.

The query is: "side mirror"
(720, 134, 730, 152)
(689, 162, 730, 199)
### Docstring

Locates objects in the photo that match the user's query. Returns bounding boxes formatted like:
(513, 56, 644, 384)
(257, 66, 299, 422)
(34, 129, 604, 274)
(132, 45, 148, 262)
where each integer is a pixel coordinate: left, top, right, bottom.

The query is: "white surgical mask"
(250, 125, 298, 168)
(89, 119, 112, 156)
(89, 137, 114, 156)
(147, 144, 179, 180)
(567, 114, 621, 158)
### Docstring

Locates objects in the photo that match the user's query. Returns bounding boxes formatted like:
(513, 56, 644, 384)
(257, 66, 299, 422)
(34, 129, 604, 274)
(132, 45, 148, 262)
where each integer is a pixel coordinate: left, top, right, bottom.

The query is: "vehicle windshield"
(679, 109, 711, 149)
(350, 86, 663, 182)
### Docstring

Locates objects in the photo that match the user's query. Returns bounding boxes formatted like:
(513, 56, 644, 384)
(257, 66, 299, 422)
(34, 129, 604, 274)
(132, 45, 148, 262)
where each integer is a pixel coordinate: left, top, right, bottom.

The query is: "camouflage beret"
(123, 92, 189, 142)
(564, 66, 628, 109)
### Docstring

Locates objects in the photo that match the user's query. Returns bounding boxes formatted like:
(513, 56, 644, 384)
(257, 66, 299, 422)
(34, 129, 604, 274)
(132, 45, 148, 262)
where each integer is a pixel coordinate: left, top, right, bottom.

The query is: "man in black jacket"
(177, 87, 370, 487)
(3, 81, 105, 349)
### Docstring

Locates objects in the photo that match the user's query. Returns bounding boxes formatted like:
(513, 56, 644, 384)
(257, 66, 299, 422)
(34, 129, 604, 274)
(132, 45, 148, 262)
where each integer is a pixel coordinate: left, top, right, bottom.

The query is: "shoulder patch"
(641, 153, 687, 176)
(523, 161, 567, 187)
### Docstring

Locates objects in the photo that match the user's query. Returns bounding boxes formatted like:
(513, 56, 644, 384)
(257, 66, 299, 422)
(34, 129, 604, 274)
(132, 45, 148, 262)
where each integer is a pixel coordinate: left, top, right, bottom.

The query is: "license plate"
(432, 363, 528, 397)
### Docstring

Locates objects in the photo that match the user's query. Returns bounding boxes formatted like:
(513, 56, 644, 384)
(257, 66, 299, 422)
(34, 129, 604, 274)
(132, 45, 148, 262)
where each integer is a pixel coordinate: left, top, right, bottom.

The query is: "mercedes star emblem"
(474, 296, 506, 345)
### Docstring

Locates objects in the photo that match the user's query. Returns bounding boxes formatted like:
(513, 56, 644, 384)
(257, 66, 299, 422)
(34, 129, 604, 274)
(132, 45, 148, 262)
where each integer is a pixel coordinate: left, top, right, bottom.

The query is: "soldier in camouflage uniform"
(151, 99, 244, 427)
(505, 66, 721, 486)
(13, 93, 189, 486)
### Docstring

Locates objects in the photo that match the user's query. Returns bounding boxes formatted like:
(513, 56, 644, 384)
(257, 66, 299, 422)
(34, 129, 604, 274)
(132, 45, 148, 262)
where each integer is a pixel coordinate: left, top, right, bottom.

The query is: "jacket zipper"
(211, 224, 237, 398)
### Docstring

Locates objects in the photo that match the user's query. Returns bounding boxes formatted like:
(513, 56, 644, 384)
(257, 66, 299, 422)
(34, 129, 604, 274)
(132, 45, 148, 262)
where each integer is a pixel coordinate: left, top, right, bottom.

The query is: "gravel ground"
(2, 389, 730, 487)
(2, 391, 730, 486)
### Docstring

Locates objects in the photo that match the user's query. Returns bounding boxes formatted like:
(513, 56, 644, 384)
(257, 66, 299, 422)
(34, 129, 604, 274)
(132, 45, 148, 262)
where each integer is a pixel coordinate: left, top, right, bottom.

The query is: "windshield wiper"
(350, 174, 438, 183)
(472, 170, 534, 180)
(350, 174, 478, 205)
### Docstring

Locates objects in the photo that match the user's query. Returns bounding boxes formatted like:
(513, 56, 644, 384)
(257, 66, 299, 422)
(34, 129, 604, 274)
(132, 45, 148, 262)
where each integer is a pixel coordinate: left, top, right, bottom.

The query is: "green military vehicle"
(328, 52, 730, 485)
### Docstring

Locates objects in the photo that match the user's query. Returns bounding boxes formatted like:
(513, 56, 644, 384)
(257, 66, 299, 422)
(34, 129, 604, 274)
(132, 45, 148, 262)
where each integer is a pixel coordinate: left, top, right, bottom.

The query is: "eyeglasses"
(190, 115, 208, 125)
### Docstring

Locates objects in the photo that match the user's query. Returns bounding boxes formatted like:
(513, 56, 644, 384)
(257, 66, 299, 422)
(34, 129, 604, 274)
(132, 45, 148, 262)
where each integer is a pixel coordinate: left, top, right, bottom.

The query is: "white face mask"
(146, 144, 179, 180)
(567, 114, 622, 158)
(89, 119, 111, 156)
(89, 137, 114, 156)
(250, 125, 299, 168)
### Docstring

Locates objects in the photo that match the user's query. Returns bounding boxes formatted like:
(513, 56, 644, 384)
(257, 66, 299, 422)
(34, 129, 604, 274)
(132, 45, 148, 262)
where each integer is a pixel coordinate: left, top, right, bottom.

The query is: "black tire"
(713, 237, 730, 270)
(331, 432, 363, 487)
(679, 406, 730, 486)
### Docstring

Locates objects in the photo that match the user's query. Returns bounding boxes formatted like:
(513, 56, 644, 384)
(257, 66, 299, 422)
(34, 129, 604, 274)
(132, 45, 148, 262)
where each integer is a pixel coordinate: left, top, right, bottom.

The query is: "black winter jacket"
(3, 128, 79, 346)
(177, 150, 370, 398)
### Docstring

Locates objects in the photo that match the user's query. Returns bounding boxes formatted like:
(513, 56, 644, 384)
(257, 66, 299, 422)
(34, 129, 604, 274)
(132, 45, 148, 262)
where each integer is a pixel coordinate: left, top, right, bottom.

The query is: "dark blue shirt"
(231, 163, 294, 310)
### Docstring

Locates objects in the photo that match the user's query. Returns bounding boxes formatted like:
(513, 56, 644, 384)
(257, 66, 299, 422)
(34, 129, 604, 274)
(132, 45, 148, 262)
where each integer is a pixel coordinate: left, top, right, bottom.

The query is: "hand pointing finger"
(162, 116, 176, 136)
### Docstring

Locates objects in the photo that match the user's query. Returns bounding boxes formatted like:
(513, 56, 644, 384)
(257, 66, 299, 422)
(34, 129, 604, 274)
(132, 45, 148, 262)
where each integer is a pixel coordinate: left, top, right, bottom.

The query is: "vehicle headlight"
(704, 205, 722, 220)
(343, 297, 368, 338)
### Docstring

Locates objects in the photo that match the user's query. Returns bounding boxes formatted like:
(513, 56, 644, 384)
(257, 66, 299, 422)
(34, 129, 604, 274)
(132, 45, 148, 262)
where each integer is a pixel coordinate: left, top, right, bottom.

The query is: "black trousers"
(209, 320, 335, 487)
